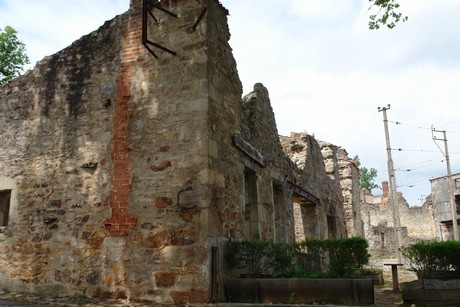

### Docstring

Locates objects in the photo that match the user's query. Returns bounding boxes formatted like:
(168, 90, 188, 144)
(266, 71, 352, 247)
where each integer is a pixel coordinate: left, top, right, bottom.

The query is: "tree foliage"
(0, 26, 30, 84)
(353, 155, 379, 191)
(368, 0, 408, 30)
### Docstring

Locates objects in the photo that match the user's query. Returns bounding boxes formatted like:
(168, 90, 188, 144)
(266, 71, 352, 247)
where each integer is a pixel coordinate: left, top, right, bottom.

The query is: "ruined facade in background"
(361, 182, 436, 263)
(0, 0, 356, 304)
(280, 135, 362, 239)
(430, 172, 460, 241)
(322, 143, 363, 237)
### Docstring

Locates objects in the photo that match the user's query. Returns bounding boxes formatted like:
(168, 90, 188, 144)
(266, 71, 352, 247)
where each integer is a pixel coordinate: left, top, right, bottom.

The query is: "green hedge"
(401, 241, 460, 279)
(226, 237, 370, 278)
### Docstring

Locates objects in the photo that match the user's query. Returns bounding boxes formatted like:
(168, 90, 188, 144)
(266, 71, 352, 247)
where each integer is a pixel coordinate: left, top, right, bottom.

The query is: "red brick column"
(105, 2, 143, 236)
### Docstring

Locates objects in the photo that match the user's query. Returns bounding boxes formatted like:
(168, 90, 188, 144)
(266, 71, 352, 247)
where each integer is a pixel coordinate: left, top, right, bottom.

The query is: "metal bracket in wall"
(142, 0, 177, 58)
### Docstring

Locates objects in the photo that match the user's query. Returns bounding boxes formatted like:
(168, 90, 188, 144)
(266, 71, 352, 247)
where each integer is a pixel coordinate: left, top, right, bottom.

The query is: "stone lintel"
(287, 181, 320, 205)
(232, 133, 266, 167)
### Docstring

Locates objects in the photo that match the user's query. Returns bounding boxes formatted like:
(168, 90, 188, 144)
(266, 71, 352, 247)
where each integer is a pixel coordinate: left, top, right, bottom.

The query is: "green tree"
(353, 155, 379, 191)
(0, 26, 30, 84)
(368, 0, 408, 30)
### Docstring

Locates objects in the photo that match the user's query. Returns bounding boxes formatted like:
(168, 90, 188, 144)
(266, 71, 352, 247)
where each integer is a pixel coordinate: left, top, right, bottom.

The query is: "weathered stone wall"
(0, 0, 230, 303)
(0, 2, 127, 297)
(0, 0, 352, 303)
(361, 184, 436, 263)
(321, 143, 363, 237)
(280, 133, 347, 240)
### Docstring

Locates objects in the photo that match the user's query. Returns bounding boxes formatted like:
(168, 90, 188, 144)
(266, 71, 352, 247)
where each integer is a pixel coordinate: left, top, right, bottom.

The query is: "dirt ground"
(374, 267, 417, 307)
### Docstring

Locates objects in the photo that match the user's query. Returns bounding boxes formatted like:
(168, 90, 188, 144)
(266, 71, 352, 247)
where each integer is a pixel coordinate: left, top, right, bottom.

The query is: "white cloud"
(0, 0, 129, 68)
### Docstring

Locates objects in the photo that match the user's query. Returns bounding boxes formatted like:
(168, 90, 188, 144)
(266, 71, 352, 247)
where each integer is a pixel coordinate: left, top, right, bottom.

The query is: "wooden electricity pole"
(378, 105, 403, 263)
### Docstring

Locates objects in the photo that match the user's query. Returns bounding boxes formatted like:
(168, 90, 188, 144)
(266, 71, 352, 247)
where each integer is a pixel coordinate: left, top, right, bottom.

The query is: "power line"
(388, 120, 432, 130)
(397, 179, 431, 188)
(436, 119, 460, 128)
(395, 158, 443, 170)
(388, 120, 460, 134)
(390, 148, 460, 155)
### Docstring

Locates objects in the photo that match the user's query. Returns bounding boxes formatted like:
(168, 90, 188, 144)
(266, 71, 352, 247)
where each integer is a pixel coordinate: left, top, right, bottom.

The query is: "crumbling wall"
(0, 0, 354, 303)
(333, 147, 363, 237)
(0, 0, 231, 303)
(361, 185, 436, 263)
(0, 4, 127, 297)
(280, 133, 347, 240)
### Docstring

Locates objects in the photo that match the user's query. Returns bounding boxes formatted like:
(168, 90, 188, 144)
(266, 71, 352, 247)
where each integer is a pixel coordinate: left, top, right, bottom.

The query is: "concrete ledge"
(225, 278, 374, 305)
(402, 279, 460, 305)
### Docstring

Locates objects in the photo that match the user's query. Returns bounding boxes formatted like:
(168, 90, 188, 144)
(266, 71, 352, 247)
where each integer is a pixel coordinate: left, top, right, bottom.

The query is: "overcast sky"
(1, 0, 459, 206)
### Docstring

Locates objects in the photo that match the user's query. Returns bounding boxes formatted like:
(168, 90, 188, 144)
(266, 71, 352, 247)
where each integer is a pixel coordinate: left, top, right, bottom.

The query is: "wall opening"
(380, 232, 385, 248)
(244, 168, 259, 240)
(272, 181, 284, 242)
(293, 194, 317, 242)
(0, 190, 11, 227)
(455, 194, 460, 215)
(327, 215, 336, 239)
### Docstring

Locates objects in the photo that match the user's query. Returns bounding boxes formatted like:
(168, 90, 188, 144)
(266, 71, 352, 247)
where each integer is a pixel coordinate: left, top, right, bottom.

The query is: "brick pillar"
(382, 181, 389, 198)
(105, 1, 144, 236)
(380, 181, 389, 211)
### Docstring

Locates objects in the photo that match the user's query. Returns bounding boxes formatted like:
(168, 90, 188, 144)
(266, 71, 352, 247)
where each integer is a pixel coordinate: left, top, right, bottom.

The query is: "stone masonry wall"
(280, 133, 347, 240)
(0, 0, 354, 303)
(361, 184, 436, 263)
(0, 5, 127, 297)
(0, 0, 231, 304)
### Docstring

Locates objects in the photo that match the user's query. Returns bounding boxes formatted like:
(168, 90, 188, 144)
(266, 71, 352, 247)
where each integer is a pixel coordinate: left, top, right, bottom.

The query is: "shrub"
(226, 237, 370, 278)
(324, 237, 370, 277)
(295, 240, 323, 276)
(271, 242, 297, 277)
(401, 240, 460, 279)
(226, 240, 274, 277)
(300, 237, 370, 277)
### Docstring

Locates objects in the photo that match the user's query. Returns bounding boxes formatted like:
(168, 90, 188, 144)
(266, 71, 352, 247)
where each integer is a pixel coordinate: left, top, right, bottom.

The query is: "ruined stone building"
(280, 135, 363, 240)
(430, 172, 460, 241)
(0, 0, 359, 304)
(361, 182, 436, 263)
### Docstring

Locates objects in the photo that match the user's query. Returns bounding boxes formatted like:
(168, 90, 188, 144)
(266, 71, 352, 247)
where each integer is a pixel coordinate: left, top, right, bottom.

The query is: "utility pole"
(432, 128, 459, 240)
(378, 105, 403, 263)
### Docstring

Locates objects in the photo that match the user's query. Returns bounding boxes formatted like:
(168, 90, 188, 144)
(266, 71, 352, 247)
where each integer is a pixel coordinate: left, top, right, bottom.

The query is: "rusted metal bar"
(142, 0, 148, 43)
(142, 0, 176, 58)
(191, 7, 207, 32)
(148, 9, 158, 24)
(143, 43, 158, 58)
(152, 3, 178, 18)
(145, 39, 176, 56)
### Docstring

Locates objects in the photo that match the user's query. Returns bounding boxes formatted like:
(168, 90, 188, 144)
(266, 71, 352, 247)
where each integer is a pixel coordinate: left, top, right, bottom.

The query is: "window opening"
(293, 194, 317, 242)
(327, 215, 336, 239)
(455, 194, 460, 215)
(244, 168, 259, 240)
(272, 182, 284, 242)
(0, 190, 11, 226)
